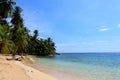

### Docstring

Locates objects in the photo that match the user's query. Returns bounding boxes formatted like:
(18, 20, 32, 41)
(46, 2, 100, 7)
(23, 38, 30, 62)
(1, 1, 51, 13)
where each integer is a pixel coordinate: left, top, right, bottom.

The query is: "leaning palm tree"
(10, 6, 29, 57)
(11, 6, 23, 28)
(0, 25, 15, 54)
(10, 5, 29, 58)
(0, 0, 16, 19)
(14, 27, 29, 58)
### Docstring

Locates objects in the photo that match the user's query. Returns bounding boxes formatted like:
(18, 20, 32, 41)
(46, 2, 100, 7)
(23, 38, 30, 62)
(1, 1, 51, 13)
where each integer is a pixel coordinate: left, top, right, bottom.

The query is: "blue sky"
(17, 0, 120, 53)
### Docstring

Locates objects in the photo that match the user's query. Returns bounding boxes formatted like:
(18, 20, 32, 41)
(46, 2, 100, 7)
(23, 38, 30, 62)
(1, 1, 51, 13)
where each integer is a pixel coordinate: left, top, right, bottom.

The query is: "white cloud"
(98, 26, 110, 32)
(56, 43, 81, 47)
(99, 28, 109, 31)
(57, 40, 109, 47)
(117, 24, 120, 28)
(81, 40, 109, 47)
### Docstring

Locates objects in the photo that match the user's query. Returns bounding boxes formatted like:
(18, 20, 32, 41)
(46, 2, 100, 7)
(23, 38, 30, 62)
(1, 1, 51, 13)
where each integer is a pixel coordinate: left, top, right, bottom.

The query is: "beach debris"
(15, 57, 22, 61)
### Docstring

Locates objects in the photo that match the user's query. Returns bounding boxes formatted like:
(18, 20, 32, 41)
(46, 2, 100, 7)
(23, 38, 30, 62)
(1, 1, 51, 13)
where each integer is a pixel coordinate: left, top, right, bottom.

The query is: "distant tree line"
(0, 0, 56, 56)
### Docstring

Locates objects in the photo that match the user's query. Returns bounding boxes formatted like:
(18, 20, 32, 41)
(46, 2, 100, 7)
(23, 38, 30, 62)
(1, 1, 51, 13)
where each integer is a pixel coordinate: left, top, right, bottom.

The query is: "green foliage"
(0, 0, 16, 19)
(0, 0, 56, 56)
(27, 35, 56, 56)
(0, 25, 15, 54)
(11, 6, 23, 27)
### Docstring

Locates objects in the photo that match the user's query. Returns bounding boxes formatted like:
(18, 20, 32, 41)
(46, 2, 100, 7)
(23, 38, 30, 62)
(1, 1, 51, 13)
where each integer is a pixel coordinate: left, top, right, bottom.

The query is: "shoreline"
(0, 55, 58, 80)
(15, 60, 58, 80)
(27, 56, 88, 80)
(28, 64, 87, 80)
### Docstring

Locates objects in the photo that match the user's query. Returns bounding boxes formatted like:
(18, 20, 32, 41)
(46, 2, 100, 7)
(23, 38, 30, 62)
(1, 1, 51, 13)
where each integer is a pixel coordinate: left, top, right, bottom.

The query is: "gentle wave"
(32, 53, 120, 80)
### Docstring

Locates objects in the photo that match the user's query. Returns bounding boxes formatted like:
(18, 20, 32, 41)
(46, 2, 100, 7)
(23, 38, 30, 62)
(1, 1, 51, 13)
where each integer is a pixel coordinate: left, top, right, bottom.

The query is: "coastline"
(0, 53, 119, 80)
(0, 55, 58, 80)
(28, 64, 88, 80)
(28, 56, 88, 80)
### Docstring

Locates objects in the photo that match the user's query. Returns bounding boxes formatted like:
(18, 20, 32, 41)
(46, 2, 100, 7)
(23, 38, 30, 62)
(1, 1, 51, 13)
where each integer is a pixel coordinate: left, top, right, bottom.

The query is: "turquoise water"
(32, 53, 120, 80)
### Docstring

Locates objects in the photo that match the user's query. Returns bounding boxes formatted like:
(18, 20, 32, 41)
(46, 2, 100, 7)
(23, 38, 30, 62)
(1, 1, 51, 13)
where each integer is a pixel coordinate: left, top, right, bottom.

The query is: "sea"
(31, 53, 120, 80)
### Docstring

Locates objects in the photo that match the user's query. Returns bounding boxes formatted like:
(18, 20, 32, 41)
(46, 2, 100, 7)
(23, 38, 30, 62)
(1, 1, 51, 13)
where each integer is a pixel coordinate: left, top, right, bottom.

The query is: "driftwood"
(6, 58, 13, 60)
(6, 56, 22, 61)
(15, 57, 22, 61)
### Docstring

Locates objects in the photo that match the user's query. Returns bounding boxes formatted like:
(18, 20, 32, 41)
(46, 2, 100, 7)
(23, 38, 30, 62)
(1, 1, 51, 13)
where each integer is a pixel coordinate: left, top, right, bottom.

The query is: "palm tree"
(11, 6, 23, 28)
(45, 37, 56, 56)
(10, 6, 29, 57)
(0, 0, 57, 57)
(33, 30, 38, 40)
(0, 25, 15, 54)
(28, 30, 39, 54)
(37, 38, 56, 56)
(11, 6, 24, 43)
(0, 0, 16, 19)
(14, 27, 28, 57)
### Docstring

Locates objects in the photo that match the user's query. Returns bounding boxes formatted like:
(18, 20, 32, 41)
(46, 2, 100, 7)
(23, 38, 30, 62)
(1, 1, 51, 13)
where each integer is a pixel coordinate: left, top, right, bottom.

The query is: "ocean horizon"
(32, 53, 120, 80)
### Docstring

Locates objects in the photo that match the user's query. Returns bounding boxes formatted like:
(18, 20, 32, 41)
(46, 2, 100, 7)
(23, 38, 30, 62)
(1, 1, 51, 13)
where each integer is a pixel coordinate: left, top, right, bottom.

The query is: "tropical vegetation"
(0, 0, 56, 56)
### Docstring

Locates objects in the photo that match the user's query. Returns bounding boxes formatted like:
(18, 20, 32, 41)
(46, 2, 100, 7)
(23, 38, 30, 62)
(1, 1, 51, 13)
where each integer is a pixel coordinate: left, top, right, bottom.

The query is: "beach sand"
(0, 55, 58, 80)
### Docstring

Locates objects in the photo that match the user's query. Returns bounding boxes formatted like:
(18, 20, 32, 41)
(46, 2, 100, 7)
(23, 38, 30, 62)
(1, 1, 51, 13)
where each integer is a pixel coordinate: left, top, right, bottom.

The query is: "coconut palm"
(11, 6, 23, 28)
(0, 25, 15, 54)
(27, 30, 39, 54)
(45, 38, 56, 56)
(33, 30, 38, 40)
(10, 5, 30, 58)
(0, 0, 57, 57)
(14, 27, 28, 57)
(0, 0, 16, 19)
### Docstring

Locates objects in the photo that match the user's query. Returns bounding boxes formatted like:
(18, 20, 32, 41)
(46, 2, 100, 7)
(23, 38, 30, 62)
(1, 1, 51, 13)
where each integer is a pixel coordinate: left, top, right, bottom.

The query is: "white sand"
(0, 55, 58, 80)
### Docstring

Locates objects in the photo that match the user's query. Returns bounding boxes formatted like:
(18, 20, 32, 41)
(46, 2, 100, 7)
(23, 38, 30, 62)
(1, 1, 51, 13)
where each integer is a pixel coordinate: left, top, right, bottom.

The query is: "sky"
(17, 0, 120, 53)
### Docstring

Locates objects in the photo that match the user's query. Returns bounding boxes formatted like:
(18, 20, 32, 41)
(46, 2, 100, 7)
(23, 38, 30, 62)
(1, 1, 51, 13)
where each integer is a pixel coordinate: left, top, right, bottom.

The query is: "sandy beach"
(0, 55, 58, 80)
